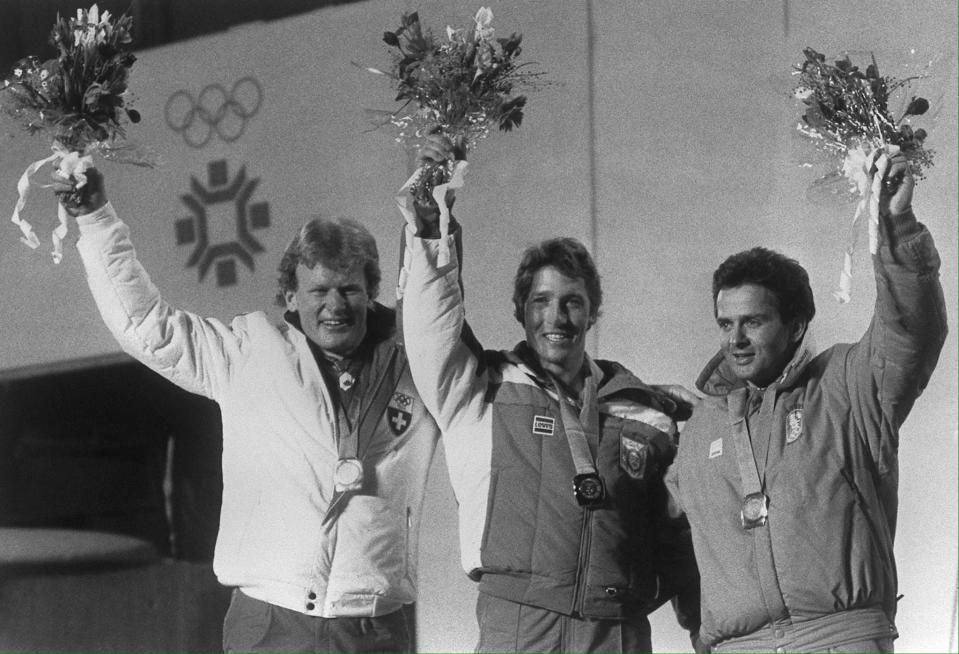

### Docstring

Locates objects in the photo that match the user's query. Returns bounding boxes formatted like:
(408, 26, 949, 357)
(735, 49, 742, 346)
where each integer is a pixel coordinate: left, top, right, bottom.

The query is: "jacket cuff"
(884, 209, 921, 245)
(76, 201, 118, 232)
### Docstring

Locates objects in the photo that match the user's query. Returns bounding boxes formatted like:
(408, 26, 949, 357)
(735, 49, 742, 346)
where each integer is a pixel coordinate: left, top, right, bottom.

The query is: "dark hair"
(512, 237, 603, 324)
(712, 247, 815, 326)
(275, 217, 381, 306)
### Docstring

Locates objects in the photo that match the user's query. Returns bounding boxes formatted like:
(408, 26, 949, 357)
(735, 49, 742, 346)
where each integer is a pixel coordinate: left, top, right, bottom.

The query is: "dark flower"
(383, 31, 400, 47)
(904, 96, 929, 116)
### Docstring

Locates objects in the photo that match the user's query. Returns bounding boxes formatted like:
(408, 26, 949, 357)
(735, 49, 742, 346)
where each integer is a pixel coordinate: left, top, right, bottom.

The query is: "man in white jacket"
(52, 169, 441, 653)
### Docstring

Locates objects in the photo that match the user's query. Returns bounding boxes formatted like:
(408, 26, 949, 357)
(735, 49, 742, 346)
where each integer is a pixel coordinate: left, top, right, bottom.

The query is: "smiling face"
(716, 283, 805, 387)
(523, 266, 594, 386)
(285, 262, 371, 359)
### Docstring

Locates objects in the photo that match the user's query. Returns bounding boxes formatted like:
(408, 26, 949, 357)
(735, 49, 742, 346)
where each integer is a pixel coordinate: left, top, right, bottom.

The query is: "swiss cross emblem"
(387, 391, 414, 436)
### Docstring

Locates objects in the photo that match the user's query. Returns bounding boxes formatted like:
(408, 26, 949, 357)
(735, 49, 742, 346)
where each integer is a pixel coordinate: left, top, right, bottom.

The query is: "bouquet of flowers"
(793, 47, 934, 302)
(367, 7, 544, 263)
(2, 4, 152, 262)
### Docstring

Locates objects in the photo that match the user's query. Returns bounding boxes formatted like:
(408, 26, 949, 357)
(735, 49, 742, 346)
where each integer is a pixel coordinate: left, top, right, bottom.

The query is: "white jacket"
(76, 203, 440, 617)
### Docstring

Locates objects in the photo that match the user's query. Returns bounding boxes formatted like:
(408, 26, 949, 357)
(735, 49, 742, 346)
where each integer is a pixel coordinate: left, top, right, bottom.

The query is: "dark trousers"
(223, 589, 411, 653)
(474, 592, 652, 653)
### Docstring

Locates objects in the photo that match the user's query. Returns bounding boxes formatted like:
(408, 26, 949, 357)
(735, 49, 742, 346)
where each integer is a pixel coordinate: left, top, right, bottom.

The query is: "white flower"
(473, 6, 494, 42)
(13, 68, 23, 78)
(40, 69, 49, 80)
(74, 5, 110, 47)
(474, 7, 493, 28)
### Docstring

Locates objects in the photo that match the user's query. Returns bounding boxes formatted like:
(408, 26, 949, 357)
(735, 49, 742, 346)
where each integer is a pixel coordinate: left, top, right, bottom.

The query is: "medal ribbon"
(727, 386, 789, 621)
(548, 358, 602, 479)
(322, 346, 406, 526)
(727, 387, 765, 498)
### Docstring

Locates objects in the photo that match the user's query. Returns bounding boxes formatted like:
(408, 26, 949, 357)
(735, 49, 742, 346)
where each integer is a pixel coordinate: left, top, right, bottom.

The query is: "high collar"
(696, 329, 818, 397)
(508, 341, 682, 417)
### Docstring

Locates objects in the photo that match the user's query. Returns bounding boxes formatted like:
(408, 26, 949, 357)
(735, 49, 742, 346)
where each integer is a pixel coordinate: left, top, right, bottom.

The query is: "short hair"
(275, 217, 381, 306)
(712, 247, 815, 326)
(512, 237, 603, 325)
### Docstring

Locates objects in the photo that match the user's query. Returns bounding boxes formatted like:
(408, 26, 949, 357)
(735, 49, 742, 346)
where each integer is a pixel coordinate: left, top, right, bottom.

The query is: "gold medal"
(333, 458, 364, 493)
(741, 492, 768, 529)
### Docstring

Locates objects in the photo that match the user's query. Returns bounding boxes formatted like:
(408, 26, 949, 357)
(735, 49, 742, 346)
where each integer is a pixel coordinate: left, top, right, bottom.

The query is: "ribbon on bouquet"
(395, 159, 468, 268)
(10, 144, 93, 264)
(832, 145, 894, 304)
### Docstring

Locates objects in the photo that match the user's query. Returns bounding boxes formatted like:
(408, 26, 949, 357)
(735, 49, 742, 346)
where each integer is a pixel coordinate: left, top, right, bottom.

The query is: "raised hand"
(51, 167, 108, 217)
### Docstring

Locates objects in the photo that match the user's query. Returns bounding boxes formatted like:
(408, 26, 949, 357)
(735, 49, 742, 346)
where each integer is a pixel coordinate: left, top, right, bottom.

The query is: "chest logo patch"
(532, 415, 555, 437)
(708, 438, 723, 459)
(387, 392, 414, 437)
(786, 409, 803, 444)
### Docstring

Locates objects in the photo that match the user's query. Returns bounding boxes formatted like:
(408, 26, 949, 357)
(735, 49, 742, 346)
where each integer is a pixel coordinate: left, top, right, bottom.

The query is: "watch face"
(573, 473, 606, 506)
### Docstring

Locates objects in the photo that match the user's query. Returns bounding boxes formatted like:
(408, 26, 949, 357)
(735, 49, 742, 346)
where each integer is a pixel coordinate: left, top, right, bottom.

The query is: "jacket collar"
(508, 341, 681, 416)
(696, 329, 818, 397)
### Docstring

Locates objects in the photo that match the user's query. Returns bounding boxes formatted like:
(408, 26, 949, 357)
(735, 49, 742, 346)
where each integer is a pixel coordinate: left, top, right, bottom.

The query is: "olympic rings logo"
(164, 77, 263, 148)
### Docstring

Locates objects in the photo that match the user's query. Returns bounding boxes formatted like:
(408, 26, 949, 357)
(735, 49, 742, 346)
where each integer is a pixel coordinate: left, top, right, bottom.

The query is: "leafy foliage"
(1, 5, 142, 154)
(794, 47, 934, 179)
(370, 7, 545, 204)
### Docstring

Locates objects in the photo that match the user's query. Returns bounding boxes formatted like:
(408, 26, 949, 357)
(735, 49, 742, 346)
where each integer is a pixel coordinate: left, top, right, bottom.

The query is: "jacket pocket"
(222, 589, 273, 652)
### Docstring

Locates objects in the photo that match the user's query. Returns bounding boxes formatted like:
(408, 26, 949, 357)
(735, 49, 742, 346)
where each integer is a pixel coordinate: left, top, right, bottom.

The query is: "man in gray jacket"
(52, 169, 441, 653)
(399, 138, 701, 653)
(666, 151, 946, 652)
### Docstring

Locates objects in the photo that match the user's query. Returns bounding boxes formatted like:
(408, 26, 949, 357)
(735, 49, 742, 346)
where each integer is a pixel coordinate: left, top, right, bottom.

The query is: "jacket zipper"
(570, 507, 593, 618)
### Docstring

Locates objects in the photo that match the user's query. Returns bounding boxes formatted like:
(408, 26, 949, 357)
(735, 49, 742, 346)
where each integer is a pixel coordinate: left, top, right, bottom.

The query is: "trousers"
(711, 608, 897, 653)
(474, 592, 652, 653)
(222, 589, 412, 653)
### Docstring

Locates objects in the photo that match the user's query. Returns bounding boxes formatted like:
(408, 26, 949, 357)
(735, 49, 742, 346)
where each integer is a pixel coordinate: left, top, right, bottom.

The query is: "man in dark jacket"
(666, 151, 947, 653)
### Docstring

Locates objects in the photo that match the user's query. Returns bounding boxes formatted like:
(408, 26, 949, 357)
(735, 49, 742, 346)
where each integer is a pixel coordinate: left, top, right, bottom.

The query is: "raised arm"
(53, 168, 241, 400)
(397, 137, 490, 437)
(849, 151, 947, 438)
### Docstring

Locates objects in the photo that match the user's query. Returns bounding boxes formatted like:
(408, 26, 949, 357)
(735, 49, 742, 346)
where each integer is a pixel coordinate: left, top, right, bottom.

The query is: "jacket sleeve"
(652, 449, 702, 640)
(397, 220, 489, 438)
(846, 210, 947, 459)
(76, 202, 241, 400)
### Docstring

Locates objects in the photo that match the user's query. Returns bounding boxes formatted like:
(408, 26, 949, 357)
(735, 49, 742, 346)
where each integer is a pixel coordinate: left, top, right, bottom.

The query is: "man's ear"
(790, 319, 808, 344)
(284, 291, 298, 312)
